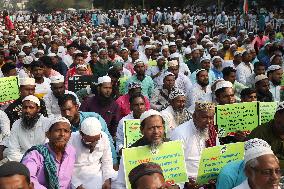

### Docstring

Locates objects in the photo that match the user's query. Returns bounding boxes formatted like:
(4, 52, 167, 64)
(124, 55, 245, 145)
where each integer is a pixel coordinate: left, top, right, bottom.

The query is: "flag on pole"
(243, 0, 249, 14)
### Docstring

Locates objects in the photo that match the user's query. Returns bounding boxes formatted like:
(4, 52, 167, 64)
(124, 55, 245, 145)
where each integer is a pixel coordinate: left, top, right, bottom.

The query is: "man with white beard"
(170, 101, 218, 188)
(161, 89, 192, 138)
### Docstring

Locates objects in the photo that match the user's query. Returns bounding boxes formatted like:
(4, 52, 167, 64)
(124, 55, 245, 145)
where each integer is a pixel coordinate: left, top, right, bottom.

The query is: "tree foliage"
(26, 0, 92, 13)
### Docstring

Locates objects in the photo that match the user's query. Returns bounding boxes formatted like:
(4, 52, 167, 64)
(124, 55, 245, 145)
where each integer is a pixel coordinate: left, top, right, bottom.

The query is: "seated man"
(248, 101, 284, 168)
(43, 75, 80, 117)
(70, 117, 115, 189)
(240, 88, 257, 102)
(255, 74, 274, 102)
(21, 116, 76, 189)
(6, 95, 49, 162)
(0, 161, 34, 189)
(233, 138, 280, 189)
(128, 162, 173, 189)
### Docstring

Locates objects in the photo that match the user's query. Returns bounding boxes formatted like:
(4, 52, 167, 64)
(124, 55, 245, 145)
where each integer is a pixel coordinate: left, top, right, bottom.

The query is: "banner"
(123, 141, 188, 189)
(216, 102, 259, 137)
(68, 75, 96, 93)
(0, 76, 19, 103)
(124, 119, 142, 148)
(259, 102, 277, 124)
(197, 142, 244, 185)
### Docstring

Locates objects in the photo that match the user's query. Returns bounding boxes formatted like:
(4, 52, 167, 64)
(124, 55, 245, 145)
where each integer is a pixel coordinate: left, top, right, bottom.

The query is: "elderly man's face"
(141, 115, 164, 145)
(171, 95, 186, 112)
(216, 88, 236, 105)
(246, 155, 280, 189)
(193, 110, 215, 131)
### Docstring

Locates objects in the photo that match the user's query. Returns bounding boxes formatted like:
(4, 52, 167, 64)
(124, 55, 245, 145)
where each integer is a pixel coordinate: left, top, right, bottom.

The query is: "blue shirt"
(125, 75, 154, 99)
(216, 160, 246, 189)
(212, 68, 223, 79)
(71, 111, 118, 164)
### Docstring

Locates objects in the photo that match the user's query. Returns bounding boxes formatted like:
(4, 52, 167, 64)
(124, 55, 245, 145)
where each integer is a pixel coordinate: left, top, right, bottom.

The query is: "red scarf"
(206, 124, 217, 147)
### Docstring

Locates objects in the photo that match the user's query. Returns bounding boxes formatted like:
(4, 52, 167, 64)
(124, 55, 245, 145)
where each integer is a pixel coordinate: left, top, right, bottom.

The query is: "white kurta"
(0, 110, 10, 145)
(236, 62, 253, 86)
(269, 81, 281, 102)
(188, 84, 212, 107)
(6, 115, 49, 162)
(43, 90, 80, 117)
(70, 132, 115, 189)
(170, 119, 207, 178)
(116, 113, 134, 153)
(35, 77, 51, 97)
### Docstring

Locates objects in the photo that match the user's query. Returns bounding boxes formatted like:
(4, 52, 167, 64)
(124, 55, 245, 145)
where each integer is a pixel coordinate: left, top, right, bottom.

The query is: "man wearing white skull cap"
(267, 65, 283, 102)
(70, 117, 115, 189)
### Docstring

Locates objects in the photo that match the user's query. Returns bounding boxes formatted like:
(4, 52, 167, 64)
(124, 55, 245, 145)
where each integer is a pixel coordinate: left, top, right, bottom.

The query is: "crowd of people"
(0, 5, 284, 189)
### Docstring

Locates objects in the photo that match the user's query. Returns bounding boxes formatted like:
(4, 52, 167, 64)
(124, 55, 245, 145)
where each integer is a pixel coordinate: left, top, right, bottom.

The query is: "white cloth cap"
(255, 74, 268, 83)
(168, 60, 178, 67)
(244, 138, 274, 164)
(133, 59, 144, 66)
(233, 51, 242, 56)
(168, 42, 176, 46)
(18, 51, 26, 56)
(215, 80, 233, 92)
(19, 77, 35, 86)
(37, 50, 44, 54)
(267, 65, 282, 72)
(140, 109, 163, 123)
(98, 75, 111, 84)
(47, 116, 70, 131)
(23, 56, 33, 65)
(48, 53, 57, 57)
(145, 45, 152, 49)
(200, 56, 211, 62)
(22, 43, 32, 48)
(80, 117, 102, 136)
(169, 52, 180, 59)
(184, 48, 191, 55)
(50, 75, 64, 84)
(22, 95, 40, 106)
(161, 45, 168, 51)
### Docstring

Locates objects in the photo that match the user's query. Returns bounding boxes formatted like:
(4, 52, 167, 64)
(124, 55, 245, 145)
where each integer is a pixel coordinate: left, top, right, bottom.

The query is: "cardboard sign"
(197, 142, 245, 185)
(123, 119, 142, 148)
(0, 76, 19, 103)
(123, 141, 188, 188)
(216, 102, 259, 137)
(259, 102, 277, 124)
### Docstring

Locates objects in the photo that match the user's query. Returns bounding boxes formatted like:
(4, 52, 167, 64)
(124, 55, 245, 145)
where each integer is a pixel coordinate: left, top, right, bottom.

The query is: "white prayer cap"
(169, 52, 180, 59)
(47, 116, 71, 131)
(211, 56, 223, 62)
(18, 51, 26, 56)
(209, 46, 217, 52)
(254, 74, 268, 84)
(244, 138, 274, 164)
(50, 75, 64, 84)
(74, 50, 82, 54)
(19, 77, 35, 86)
(189, 36, 196, 40)
(161, 45, 169, 51)
(276, 102, 284, 112)
(98, 48, 106, 53)
(200, 56, 211, 62)
(168, 60, 178, 67)
(140, 109, 163, 123)
(120, 47, 129, 52)
(169, 89, 185, 100)
(47, 53, 57, 57)
(145, 45, 152, 49)
(215, 80, 233, 92)
(133, 59, 144, 66)
(98, 75, 111, 85)
(22, 95, 40, 106)
(23, 56, 33, 65)
(80, 117, 102, 136)
(163, 71, 175, 79)
(37, 50, 44, 54)
(76, 64, 88, 69)
(267, 65, 282, 72)
(156, 56, 165, 61)
(191, 48, 199, 53)
(233, 51, 242, 56)
(184, 48, 191, 55)
(22, 43, 32, 48)
(168, 42, 176, 46)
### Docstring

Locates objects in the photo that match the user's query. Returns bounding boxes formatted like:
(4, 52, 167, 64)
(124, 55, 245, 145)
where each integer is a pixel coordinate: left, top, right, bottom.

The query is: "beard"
(198, 80, 209, 87)
(99, 58, 108, 64)
(175, 109, 191, 125)
(271, 79, 281, 86)
(149, 139, 164, 155)
(196, 127, 209, 140)
(21, 113, 41, 130)
(98, 95, 113, 107)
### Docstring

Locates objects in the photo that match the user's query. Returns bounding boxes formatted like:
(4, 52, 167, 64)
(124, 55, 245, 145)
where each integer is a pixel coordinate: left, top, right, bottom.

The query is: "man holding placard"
(249, 102, 284, 168)
(170, 101, 217, 188)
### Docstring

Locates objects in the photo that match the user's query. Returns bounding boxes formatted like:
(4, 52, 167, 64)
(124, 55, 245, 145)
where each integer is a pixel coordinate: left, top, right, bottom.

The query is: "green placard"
(216, 102, 259, 137)
(259, 102, 277, 124)
(197, 142, 244, 185)
(123, 119, 142, 148)
(123, 141, 188, 189)
(0, 76, 19, 103)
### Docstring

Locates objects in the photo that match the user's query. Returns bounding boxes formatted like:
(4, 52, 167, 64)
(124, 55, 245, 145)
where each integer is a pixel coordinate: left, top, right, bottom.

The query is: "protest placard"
(216, 102, 259, 137)
(259, 102, 277, 124)
(123, 141, 188, 189)
(68, 75, 96, 93)
(0, 76, 19, 104)
(123, 119, 142, 148)
(197, 142, 244, 185)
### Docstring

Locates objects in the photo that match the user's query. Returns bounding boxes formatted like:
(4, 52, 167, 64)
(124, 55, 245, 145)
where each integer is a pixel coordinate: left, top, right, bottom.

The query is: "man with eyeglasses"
(233, 138, 281, 189)
(70, 117, 116, 189)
